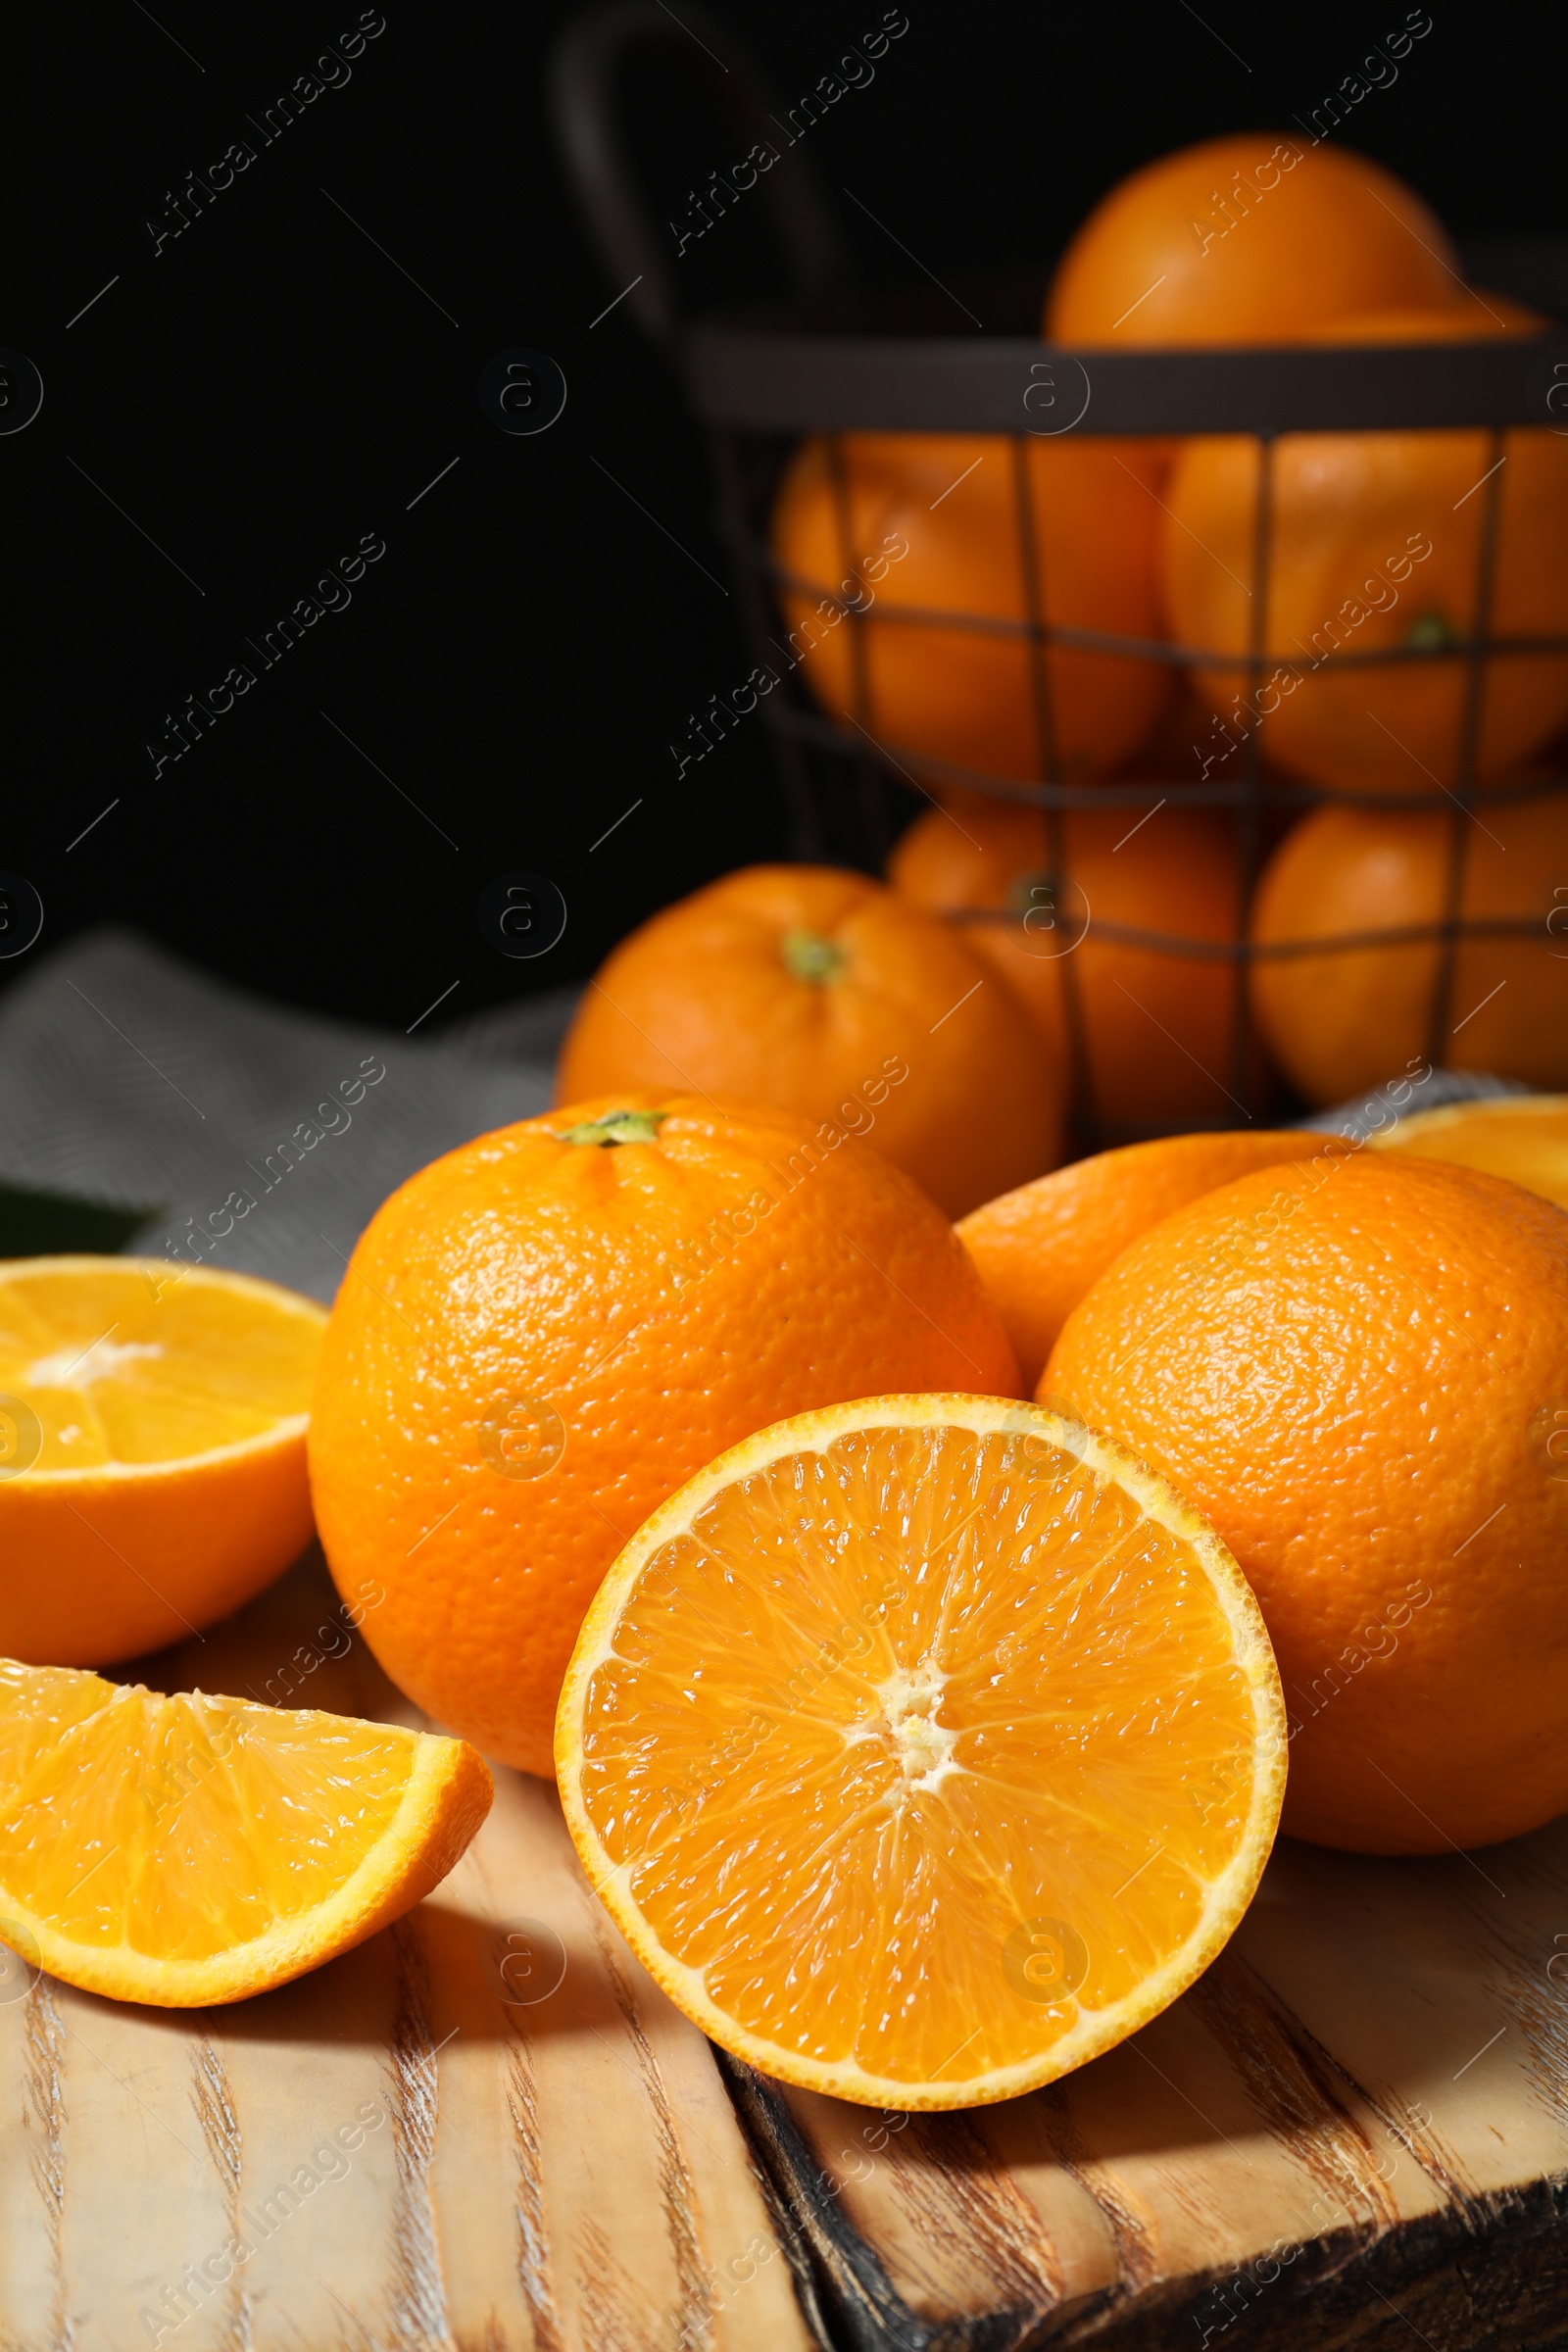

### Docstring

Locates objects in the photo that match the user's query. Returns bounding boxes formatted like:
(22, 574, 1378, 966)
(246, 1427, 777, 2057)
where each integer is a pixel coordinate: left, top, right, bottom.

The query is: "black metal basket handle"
(549, 1, 850, 347)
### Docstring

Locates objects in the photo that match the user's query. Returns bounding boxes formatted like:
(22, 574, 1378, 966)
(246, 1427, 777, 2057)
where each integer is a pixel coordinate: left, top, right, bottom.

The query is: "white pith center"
(25, 1338, 163, 1389)
(854, 1662, 960, 1796)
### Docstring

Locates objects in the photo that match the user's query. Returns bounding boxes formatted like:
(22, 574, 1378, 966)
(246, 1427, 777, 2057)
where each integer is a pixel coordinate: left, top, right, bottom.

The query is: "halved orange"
(556, 1395, 1286, 2110)
(0, 1660, 492, 2005)
(0, 1257, 325, 1663)
(1371, 1093, 1568, 1211)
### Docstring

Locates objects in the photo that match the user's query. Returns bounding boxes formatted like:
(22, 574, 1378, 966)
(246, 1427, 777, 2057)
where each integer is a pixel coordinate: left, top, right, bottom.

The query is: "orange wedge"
(1370, 1092, 1568, 1210)
(556, 1395, 1286, 2110)
(0, 1660, 492, 2005)
(0, 1257, 325, 1663)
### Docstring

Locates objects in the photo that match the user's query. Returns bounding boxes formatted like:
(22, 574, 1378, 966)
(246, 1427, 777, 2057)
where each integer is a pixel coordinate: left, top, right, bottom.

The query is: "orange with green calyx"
(308, 1095, 1023, 1776)
(556, 864, 1063, 1217)
(1160, 303, 1568, 797)
(888, 796, 1252, 1133)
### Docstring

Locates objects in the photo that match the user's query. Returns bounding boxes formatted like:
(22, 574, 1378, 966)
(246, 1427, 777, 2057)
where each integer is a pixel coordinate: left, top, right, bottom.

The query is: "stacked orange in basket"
(762, 133, 1568, 1138)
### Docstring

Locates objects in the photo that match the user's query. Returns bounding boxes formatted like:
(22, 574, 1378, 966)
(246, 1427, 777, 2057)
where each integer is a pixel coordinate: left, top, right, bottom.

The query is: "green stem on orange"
(782, 928, 846, 985)
(557, 1110, 668, 1148)
(1404, 611, 1458, 655)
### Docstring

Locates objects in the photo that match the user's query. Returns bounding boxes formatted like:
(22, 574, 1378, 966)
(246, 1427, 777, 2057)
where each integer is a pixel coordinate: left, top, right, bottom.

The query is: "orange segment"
(556, 1395, 1286, 2109)
(0, 1257, 326, 1664)
(0, 1659, 492, 2005)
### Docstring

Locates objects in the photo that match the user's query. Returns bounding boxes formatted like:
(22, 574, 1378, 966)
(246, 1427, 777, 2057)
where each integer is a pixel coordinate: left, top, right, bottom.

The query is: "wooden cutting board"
(1, 1555, 1563, 2351)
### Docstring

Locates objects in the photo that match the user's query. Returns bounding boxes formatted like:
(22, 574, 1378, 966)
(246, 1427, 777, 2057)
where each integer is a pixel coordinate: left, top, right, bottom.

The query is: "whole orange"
(1250, 793, 1568, 1103)
(1046, 1152, 1568, 1852)
(768, 431, 1168, 786)
(308, 1095, 1022, 1774)
(1046, 135, 1461, 345)
(1160, 307, 1568, 795)
(958, 1130, 1350, 1388)
(887, 796, 1249, 1132)
(556, 864, 1062, 1218)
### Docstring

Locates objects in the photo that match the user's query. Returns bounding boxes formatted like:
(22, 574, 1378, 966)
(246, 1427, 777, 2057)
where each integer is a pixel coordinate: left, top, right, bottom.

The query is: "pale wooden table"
(2, 1555, 1563, 2351)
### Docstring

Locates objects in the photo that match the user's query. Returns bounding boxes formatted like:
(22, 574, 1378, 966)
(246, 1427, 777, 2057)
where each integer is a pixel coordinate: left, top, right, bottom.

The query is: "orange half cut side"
(556, 1395, 1286, 2109)
(1370, 1091, 1568, 1210)
(0, 1256, 327, 1662)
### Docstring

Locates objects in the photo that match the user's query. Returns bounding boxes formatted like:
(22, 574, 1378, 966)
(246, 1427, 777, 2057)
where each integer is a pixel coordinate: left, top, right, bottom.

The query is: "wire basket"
(553, 4, 1568, 1150)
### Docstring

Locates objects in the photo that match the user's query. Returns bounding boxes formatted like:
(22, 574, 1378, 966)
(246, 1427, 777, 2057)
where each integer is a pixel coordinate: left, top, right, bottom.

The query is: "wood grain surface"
(0, 1557, 816, 2352)
(2, 1553, 1565, 2351)
(730, 1825, 1568, 2349)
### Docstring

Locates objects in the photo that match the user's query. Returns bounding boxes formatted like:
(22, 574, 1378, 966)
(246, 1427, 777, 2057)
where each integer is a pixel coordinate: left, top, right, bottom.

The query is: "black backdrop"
(15, 0, 1568, 1034)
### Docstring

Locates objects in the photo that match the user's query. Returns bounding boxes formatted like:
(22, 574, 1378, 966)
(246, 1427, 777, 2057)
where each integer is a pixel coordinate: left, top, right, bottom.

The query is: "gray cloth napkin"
(1298, 1064, 1524, 1142)
(0, 926, 1523, 1302)
(0, 929, 569, 1300)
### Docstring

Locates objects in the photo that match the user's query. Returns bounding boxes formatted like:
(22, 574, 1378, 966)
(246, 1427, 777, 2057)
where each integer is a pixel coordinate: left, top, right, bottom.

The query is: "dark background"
(16, 0, 1568, 1036)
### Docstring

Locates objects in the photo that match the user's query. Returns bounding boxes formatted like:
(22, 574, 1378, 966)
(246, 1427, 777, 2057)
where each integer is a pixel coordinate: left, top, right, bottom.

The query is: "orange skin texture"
(1045, 1154, 1568, 1853)
(1046, 135, 1462, 346)
(768, 431, 1169, 786)
(1250, 794, 1568, 1104)
(958, 1131, 1350, 1390)
(308, 1094, 1023, 1776)
(888, 797, 1248, 1131)
(557, 865, 1063, 1220)
(1161, 303, 1568, 796)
